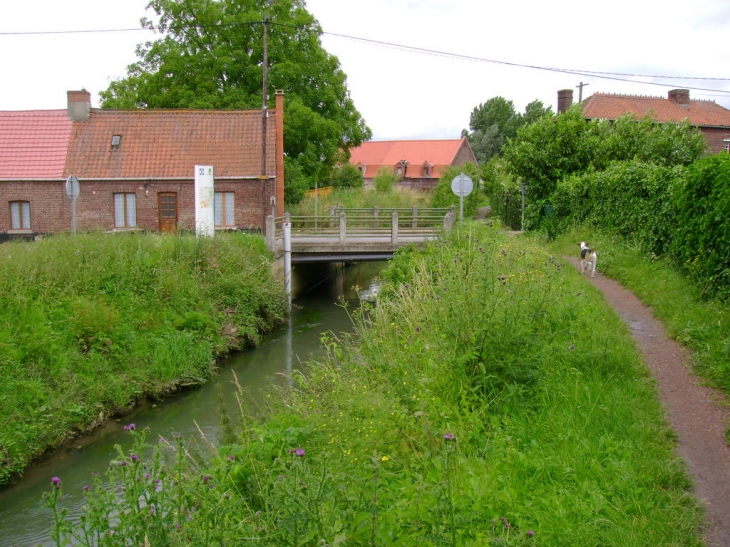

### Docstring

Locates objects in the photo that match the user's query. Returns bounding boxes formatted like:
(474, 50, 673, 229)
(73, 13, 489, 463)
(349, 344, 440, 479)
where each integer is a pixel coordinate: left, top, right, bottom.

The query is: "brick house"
(0, 90, 285, 240)
(557, 88, 730, 154)
(347, 137, 478, 191)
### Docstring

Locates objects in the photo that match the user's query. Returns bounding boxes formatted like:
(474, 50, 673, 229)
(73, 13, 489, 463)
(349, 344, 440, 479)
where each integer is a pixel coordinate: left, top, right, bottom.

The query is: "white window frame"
(215, 191, 235, 228)
(10, 201, 31, 231)
(724, 139, 730, 153)
(113, 193, 137, 228)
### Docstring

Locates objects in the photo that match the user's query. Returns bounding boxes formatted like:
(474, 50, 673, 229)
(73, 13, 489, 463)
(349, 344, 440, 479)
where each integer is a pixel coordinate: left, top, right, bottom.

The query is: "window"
(422, 163, 433, 177)
(724, 140, 730, 153)
(114, 193, 137, 228)
(215, 191, 235, 227)
(10, 201, 31, 230)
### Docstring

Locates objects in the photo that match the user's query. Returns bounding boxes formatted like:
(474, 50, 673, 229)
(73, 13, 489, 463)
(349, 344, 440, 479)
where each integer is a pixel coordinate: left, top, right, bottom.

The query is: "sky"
(2, 0, 729, 140)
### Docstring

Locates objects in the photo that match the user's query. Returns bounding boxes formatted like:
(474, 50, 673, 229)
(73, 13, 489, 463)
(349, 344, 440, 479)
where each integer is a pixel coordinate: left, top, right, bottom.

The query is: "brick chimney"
(668, 89, 690, 105)
(557, 89, 574, 114)
(67, 89, 91, 121)
(275, 90, 285, 217)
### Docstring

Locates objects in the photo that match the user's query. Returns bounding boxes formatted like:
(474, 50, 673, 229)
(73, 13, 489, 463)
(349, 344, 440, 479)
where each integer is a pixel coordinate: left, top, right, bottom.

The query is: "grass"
(550, 227, 730, 395)
(0, 231, 287, 485)
(49, 223, 705, 546)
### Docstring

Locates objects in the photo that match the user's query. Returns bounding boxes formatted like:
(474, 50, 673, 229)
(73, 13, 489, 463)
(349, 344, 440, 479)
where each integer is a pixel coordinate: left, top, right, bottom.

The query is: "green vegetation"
(49, 226, 703, 545)
(0, 232, 287, 485)
(374, 166, 399, 193)
(430, 163, 485, 219)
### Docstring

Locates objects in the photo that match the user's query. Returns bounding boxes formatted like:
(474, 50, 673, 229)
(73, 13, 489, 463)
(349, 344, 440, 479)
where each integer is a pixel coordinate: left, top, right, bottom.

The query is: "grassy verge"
(0, 231, 287, 485)
(50, 224, 704, 546)
(550, 228, 730, 396)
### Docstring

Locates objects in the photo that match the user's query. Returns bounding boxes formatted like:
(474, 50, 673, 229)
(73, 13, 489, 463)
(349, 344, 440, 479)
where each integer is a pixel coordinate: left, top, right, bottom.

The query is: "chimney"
(67, 89, 91, 121)
(557, 89, 573, 114)
(275, 90, 285, 217)
(668, 89, 690, 105)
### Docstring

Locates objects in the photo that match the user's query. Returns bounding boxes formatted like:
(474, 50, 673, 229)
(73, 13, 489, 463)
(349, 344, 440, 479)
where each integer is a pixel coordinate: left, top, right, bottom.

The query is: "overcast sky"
(2, 0, 729, 140)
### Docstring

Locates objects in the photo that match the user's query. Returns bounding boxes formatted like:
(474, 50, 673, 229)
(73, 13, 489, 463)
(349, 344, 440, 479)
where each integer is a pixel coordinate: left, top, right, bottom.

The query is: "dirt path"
(566, 257, 730, 547)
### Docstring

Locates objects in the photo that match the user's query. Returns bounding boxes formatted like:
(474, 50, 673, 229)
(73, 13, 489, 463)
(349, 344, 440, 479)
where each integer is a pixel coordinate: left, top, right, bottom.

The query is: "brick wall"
(1, 178, 274, 235)
(700, 127, 730, 154)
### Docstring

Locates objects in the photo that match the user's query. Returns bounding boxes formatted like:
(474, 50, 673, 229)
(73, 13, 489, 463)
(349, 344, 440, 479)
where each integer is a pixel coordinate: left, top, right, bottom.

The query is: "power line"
(3, 23, 730, 94)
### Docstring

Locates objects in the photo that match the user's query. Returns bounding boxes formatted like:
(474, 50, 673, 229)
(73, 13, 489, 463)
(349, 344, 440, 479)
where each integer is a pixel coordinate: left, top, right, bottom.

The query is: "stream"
(0, 261, 386, 547)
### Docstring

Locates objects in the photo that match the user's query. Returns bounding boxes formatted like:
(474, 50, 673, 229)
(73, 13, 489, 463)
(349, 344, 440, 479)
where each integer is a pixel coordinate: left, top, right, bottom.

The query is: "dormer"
(395, 159, 408, 178)
(355, 162, 367, 176)
(421, 161, 434, 177)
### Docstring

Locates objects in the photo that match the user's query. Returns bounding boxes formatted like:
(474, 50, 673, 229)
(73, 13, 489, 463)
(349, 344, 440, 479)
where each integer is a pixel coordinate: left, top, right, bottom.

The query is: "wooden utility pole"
(261, 13, 270, 176)
(576, 81, 589, 103)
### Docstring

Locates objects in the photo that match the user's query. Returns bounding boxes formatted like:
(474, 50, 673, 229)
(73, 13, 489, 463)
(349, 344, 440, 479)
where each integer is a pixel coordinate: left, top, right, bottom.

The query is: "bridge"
(265, 206, 456, 263)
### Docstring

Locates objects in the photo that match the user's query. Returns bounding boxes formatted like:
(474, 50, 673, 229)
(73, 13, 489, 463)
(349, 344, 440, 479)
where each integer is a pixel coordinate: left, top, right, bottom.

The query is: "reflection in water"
(0, 261, 385, 547)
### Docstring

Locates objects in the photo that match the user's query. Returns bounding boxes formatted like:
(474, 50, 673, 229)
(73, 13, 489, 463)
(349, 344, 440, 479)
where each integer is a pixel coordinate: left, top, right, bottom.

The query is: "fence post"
(412, 206, 418, 228)
(443, 211, 455, 232)
(373, 206, 379, 228)
(339, 212, 346, 244)
(330, 206, 336, 228)
(391, 212, 398, 245)
(265, 215, 276, 251)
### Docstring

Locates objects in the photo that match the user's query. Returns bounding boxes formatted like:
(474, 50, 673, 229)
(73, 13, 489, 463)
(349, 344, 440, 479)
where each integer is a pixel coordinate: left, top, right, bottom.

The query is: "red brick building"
(347, 137, 478, 191)
(0, 90, 285, 239)
(558, 88, 730, 154)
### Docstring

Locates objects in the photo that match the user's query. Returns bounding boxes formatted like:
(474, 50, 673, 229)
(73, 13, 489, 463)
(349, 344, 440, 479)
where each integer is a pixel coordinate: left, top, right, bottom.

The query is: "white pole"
(283, 222, 292, 310)
(459, 195, 464, 226)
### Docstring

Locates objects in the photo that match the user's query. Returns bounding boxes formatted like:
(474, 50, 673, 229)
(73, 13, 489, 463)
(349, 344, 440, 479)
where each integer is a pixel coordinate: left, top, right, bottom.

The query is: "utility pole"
(261, 12, 270, 176)
(576, 81, 589, 103)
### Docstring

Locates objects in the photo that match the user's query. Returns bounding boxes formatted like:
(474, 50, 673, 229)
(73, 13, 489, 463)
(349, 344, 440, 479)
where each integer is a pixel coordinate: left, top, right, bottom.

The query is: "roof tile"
(0, 110, 71, 178)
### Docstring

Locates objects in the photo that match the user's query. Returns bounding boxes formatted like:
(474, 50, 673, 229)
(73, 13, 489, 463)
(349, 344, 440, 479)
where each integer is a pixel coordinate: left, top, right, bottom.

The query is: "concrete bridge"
(266, 206, 456, 263)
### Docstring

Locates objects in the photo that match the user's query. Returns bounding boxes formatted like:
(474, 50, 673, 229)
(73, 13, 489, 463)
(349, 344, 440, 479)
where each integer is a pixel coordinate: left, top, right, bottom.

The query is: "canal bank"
(0, 261, 386, 547)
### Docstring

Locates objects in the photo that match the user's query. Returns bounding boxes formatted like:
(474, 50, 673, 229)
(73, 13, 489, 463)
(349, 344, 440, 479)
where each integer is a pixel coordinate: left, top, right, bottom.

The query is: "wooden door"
(158, 193, 178, 233)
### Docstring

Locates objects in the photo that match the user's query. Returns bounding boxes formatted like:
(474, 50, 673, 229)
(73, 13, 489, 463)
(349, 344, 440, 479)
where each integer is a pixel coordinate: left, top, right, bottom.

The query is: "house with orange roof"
(0, 90, 284, 240)
(557, 88, 730, 154)
(347, 137, 477, 191)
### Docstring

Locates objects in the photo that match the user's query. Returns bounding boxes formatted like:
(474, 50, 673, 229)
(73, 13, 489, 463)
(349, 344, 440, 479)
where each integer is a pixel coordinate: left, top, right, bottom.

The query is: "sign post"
(194, 166, 215, 237)
(451, 173, 473, 226)
(65, 175, 80, 234)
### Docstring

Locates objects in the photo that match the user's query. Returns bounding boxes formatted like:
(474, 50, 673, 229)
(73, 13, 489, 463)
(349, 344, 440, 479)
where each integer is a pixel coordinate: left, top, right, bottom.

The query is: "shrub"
(671, 153, 730, 298)
(374, 166, 398, 193)
(328, 163, 364, 189)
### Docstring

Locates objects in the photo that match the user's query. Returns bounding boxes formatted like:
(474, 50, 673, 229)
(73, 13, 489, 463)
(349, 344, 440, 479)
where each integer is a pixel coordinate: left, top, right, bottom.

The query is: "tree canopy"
(465, 97, 552, 164)
(100, 0, 371, 202)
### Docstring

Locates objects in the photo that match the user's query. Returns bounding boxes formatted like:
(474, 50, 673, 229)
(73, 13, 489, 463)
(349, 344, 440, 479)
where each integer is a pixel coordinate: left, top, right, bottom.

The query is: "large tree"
(100, 0, 371, 202)
(465, 97, 552, 164)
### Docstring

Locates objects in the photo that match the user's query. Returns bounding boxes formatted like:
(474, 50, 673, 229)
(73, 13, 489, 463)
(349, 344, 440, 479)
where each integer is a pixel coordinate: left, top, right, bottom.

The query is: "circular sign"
(451, 173, 473, 197)
(66, 175, 80, 198)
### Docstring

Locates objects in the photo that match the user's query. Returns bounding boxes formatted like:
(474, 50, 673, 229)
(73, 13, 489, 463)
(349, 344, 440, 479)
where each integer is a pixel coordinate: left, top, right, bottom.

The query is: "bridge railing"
(265, 206, 456, 250)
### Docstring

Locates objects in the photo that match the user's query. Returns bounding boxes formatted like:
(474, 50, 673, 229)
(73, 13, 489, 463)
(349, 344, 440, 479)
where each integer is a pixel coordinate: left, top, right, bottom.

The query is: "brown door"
(158, 193, 178, 233)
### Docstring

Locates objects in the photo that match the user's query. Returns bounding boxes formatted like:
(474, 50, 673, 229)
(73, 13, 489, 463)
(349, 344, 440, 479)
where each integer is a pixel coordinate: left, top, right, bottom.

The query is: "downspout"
(275, 90, 285, 217)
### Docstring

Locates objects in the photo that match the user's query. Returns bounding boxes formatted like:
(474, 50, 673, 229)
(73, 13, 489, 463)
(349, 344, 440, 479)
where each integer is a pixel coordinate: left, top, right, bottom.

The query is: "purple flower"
(123, 423, 136, 431)
(130, 454, 139, 462)
(144, 473, 151, 480)
(149, 507, 156, 516)
(83, 485, 89, 492)
(527, 530, 535, 537)
(443, 433, 456, 441)
(504, 522, 511, 530)
(228, 455, 236, 461)
(51, 477, 61, 489)
(295, 448, 305, 457)
(500, 516, 505, 523)
(414, 326, 420, 332)
(202, 474, 211, 483)
(118, 461, 126, 467)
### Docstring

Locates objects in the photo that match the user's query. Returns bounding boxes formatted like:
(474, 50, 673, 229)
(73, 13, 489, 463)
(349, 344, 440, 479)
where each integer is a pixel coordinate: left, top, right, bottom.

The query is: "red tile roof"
(0, 110, 72, 178)
(582, 93, 730, 128)
(65, 109, 275, 179)
(348, 138, 471, 178)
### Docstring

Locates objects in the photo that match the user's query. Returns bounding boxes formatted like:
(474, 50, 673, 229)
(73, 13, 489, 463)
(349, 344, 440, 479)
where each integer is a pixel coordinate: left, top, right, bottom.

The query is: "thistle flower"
(527, 530, 535, 537)
(443, 433, 456, 441)
(51, 477, 62, 489)
(295, 448, 305, 457)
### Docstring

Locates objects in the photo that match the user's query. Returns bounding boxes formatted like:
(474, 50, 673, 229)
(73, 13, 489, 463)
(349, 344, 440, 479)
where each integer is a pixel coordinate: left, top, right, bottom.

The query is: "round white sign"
(65, 175, 80, 198)
(451, 173, 473, 197)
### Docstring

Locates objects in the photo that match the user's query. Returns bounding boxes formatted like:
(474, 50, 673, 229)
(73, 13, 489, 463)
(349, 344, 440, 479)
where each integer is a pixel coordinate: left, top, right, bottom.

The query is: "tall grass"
(50, 224, 703, 546)
(0, 231, 287, 485)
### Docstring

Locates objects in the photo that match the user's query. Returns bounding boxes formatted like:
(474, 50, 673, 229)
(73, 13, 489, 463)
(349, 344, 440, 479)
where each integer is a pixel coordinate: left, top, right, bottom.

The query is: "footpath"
(565, 257, 730, 547)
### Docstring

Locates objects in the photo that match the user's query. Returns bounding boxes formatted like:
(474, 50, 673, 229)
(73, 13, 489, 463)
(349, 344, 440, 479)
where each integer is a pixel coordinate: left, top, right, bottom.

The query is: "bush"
(671, 153, 730, 298)
(328, 163, 364, 189)
(374, 166, 398, 193)
(430, 163, 482, 219)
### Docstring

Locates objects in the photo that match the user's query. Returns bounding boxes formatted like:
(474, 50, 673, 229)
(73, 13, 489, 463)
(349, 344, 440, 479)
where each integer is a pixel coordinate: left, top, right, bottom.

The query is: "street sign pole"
(451, 173, 473, 226)
(65, 176, 80, 234)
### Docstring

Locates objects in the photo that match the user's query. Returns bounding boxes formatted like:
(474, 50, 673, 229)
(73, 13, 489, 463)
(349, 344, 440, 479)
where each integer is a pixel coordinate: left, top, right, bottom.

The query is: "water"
(0, 261, 385, 547)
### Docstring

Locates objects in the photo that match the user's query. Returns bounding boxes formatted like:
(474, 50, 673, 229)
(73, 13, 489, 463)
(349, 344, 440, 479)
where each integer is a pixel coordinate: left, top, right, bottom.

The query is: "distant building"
(0, 90, 285, 240)
(347, 137, 478, 191)
(557, 88, 730, 154)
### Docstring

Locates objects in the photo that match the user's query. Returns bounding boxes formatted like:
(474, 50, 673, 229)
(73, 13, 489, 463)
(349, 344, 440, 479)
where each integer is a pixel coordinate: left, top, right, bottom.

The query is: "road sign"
(65, 175, 80, 198)
(451, 173, 473, 197)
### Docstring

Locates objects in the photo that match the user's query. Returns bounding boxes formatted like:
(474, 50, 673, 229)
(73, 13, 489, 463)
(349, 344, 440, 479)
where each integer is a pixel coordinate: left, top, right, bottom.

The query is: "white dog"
(580, 242, 598, 277)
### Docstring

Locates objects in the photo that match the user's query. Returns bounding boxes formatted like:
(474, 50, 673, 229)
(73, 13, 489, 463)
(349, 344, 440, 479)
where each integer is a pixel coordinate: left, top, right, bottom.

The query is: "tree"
(465, 97, 552, 164)
(99, 0, 371, 202)
(328, 163, 363, 190)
